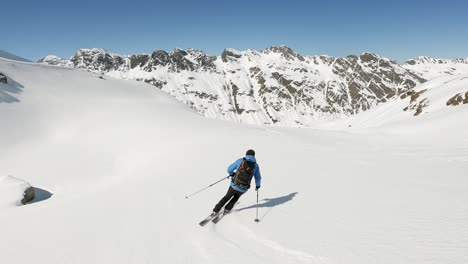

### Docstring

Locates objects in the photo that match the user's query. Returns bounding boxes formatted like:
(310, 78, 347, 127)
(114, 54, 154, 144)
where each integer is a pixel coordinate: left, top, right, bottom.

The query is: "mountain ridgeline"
(38, 46, 467, 126)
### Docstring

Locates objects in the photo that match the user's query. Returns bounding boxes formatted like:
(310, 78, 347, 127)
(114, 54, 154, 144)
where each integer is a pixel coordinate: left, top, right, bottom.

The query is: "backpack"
(232, 158, 256, 189)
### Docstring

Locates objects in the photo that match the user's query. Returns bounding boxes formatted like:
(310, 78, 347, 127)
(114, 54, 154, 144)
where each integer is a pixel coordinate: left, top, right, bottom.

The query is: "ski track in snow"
(236, 224, 329, 264)
(202, 208, 328, 264)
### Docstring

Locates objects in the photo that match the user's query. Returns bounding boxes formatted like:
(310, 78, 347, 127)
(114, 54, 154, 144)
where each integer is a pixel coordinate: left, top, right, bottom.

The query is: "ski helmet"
(246, 149, 255, 156)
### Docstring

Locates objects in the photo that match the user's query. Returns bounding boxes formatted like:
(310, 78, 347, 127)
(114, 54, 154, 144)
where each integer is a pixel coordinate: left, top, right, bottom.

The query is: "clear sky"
(2, 0, 468, 62)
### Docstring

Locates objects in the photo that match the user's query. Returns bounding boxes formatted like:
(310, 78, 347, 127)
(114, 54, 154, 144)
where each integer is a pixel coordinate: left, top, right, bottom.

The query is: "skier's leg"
(213, 187, 236, 213)
(224, 190, 243, 211)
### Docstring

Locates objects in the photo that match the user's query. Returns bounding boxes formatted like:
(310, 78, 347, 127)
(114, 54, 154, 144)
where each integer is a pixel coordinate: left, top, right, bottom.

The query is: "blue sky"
(2, 0, 468, 62)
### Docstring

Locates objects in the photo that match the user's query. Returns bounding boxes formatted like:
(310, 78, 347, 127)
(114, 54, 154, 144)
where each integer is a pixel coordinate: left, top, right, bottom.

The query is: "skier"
(212, 149, 262, 215)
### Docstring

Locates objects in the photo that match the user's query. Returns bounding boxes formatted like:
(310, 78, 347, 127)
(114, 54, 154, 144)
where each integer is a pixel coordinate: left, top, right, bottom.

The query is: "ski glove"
(255, 186, 260, 190)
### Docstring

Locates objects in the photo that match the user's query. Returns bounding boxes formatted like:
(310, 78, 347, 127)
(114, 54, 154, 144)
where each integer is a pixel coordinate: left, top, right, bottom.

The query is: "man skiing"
(212, 149, 262, 215)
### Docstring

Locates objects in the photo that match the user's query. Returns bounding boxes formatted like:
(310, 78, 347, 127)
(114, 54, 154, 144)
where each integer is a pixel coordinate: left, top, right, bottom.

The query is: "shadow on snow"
(28, 187, 53, 204)
(236, 192, 298, 221)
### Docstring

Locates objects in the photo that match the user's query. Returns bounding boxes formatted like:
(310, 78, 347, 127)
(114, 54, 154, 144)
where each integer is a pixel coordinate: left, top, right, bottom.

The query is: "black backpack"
(232, 158, 256, 189)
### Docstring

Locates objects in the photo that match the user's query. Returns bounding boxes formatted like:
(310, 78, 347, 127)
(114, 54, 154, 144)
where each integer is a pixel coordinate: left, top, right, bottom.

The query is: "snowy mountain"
(403, 56, 468, 80)
(322, 74, 468, 133)
(1, 57, 468, 264)
(37, 55, 72, 67)
(0, 49, 31, 62)
(38, 47, 426, 127)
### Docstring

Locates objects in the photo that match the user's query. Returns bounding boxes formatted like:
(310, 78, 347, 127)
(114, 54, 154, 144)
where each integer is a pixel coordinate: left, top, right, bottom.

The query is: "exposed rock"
(187, 49, 217, 69)
(414, 99, 428, 116)
(402, 79, 417, 88)
(447, 94, 463, 106)
(21, 186, 35, 205)
(410, 89, 427, 103)
(400, 90, 414, 100)
(360, 52, 378, 63)
(221, 49, 242, 63)
(130, 54, 150, 69)
(230, 82, 244, 114)
(150, 50, 171, 67)
(143, 78, 167, 88)
(271, 72, 296, 95)
(446, 92, 468, 106)
(170, 49, 193, 71)
(403, 97, 429, 116)
(0, 73, 7, 84)
(266, 46, 305, 61)
(405, 59, 417, 65)
(70, 48, 127, 74)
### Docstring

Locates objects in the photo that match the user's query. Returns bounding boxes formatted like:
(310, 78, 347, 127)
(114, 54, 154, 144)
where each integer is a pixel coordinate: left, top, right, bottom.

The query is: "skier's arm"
(254, 165, 262, 188)
(227, 158, 242, 176)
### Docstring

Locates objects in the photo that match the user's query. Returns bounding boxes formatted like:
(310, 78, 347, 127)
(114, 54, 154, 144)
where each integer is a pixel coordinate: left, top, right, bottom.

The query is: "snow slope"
(0, 71, 24, 103)
(1, 58, 467, 264)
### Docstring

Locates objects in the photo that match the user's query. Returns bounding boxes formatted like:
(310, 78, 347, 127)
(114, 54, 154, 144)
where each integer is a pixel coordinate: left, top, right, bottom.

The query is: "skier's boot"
(210, 211, 218, 217)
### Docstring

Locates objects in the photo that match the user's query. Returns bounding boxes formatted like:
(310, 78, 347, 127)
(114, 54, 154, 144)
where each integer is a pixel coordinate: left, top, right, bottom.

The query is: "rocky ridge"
(403, 56, 468, 80)
(37, 46, 467, 126)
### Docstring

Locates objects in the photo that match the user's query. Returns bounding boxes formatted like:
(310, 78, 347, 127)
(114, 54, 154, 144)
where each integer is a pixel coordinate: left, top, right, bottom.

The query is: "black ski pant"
(213, 186, 244, 213)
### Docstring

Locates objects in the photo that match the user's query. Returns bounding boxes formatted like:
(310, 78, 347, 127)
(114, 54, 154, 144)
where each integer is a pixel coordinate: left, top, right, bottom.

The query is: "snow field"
(0, 58, 467, 264)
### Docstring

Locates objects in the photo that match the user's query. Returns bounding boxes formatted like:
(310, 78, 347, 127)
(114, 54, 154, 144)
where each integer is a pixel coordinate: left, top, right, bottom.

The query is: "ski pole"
(255, 189, 260, 222)
(185, 175, 231, 199)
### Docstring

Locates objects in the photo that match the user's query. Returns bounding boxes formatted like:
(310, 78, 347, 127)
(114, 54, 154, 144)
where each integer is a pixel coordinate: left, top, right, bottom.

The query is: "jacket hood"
(245, 155, 256, 163)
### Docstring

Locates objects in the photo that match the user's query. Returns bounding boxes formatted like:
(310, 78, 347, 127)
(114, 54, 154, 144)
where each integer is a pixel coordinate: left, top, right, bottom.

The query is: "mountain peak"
(264, 46, 305, 61)
(221, 48, 242, 62)
(37, 55, 70, 66)
(359, 52, 382, 62)
(77, 48, 109, 54)
(404, 56, 468, 65)
(405, 56, 437, 65)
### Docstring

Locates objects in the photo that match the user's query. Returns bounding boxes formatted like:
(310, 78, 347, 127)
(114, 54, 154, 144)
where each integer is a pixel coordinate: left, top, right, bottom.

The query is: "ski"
(212, 210, 229, 224)
(199, 212, 219, 226)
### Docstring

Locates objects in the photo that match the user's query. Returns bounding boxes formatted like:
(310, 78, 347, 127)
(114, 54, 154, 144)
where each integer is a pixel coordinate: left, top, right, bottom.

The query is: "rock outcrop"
(0, 72, 7, 84)
(446, 91, 468, 106)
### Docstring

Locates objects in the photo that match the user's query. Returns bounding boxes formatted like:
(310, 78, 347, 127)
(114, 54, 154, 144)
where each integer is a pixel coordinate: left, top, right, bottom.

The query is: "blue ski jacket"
(227, 155, 261, 193)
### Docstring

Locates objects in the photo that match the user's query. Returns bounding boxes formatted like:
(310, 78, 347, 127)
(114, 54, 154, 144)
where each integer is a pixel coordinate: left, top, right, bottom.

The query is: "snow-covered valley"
(1, 57, 467, 264)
